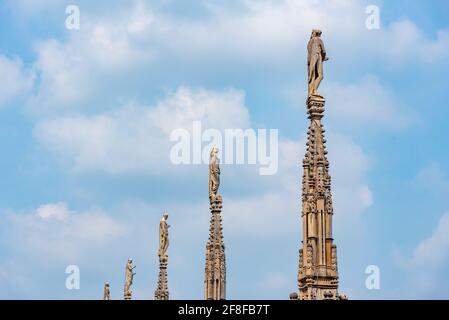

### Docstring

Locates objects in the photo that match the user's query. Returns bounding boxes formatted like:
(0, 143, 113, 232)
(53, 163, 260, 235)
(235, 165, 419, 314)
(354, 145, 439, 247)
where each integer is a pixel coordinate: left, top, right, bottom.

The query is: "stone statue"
(338, 293, 348, 300)
(289, 292, 299, 300)
(307, 29, 328, 97)
(159, 212, 170, 258)
(209, 146, 220, 200)
(124, 258, 136, 297)
(103, 282, 110, 300)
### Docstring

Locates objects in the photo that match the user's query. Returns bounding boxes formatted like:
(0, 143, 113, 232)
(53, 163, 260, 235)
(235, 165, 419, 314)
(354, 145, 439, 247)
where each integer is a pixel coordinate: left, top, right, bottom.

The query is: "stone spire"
(155, 212, 170, 300)
(154, 259, 169, 300)
(204, 146, 226, 300)
(294, 30, 345, 300)
(296, 95, 340, 300)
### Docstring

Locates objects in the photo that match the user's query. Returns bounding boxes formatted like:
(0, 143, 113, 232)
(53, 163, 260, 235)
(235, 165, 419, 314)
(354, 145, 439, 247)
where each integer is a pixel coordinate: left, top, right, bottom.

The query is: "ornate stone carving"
(305, 243, 314, 271)
(323, 290, 334, 300)
(331, 245, 338, 272)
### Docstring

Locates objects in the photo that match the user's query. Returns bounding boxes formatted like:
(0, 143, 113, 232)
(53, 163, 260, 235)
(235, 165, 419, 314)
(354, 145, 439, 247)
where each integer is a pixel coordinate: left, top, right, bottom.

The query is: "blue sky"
(0, 0, 449, 299)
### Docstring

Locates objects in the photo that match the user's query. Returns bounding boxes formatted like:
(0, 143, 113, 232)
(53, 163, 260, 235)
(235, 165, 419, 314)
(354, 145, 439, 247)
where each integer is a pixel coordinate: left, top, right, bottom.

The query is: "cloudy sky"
(0, 0, 449, 300)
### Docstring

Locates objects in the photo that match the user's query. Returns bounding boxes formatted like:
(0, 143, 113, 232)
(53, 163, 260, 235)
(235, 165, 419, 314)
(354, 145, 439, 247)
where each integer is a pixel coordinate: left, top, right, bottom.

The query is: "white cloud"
(36, 202, 70, 220)
(0, 55, 33, 107)
(412, 212, 449, 269)
(25, 1, 449, 112)
(122, 1, 449, 66)
(2, 203, 126, 262)
(284, 74, 417, 130)
(28, 5, 154, 112)
(376, 20, 449, 65)
(0, 262, 29, 299)
(34, 87, 249, 174)
(150, 86, 250, 133)
(394, 210, 449, 298)
(386, 164, 449, 298)
(29, 30, 146, 111)
(327, 134, 373, 223)
(324, 75, 416, 129)
(414, 163, 449, 193)
(83, 19, 149, 69)
(30, 39, 91, 109)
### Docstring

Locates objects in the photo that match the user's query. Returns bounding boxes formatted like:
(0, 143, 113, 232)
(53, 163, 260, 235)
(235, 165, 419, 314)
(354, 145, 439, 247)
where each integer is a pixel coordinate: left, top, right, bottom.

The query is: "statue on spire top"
(307, 29, 328, 97)
(158, 212, 170, 259)
(209, 146, 220, 201)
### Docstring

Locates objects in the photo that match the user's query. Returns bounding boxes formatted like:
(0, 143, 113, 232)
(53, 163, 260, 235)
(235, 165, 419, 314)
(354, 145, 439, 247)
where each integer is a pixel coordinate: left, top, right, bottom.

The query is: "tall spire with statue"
(155, 212, 170, 300)
(292, 29, 346, 300)
(204, 146, 226, 300)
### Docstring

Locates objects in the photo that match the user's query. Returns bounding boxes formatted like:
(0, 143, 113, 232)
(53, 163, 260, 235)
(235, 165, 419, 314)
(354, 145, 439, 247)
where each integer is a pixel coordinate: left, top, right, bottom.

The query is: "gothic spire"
(204, 147, 226, 300)
(155, 212, 170, 300)
(294, 30, 346, 300)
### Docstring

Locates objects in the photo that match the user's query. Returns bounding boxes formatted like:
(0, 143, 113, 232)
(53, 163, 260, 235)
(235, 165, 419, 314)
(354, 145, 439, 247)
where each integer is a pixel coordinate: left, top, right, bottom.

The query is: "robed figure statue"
(209, 146, 220, 201)
(307, 29, 328, 97)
